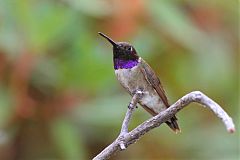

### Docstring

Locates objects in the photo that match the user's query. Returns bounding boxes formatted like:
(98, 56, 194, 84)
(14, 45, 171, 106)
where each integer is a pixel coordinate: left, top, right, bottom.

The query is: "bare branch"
(120, 90, 143, 135)
(92, 91, 235, 160)
(119, 90, 143, 149)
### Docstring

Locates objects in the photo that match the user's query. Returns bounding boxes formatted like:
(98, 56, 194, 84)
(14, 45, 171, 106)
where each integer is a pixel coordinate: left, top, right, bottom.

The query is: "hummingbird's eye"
(127, 47, 133, 51)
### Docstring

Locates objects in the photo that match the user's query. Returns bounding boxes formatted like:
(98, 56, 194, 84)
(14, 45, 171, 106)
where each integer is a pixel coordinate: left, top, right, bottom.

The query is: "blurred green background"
(0, 0, 239, 159)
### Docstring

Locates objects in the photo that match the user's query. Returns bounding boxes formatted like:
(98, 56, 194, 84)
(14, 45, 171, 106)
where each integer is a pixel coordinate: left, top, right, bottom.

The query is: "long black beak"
(98, 32, 117, 47)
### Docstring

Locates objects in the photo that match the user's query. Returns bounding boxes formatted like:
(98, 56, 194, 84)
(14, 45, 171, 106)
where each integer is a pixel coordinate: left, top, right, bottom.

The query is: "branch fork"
(93, 91, 235, 160)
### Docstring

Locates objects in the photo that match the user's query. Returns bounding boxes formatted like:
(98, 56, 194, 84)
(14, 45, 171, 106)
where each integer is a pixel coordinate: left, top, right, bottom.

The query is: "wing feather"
(139, 59, 170, 107)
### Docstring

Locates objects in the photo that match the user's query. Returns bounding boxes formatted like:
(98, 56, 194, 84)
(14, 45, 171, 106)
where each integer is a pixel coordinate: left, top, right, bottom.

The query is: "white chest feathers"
(115, 65, 166, 113)
(115, 65, 142, 92)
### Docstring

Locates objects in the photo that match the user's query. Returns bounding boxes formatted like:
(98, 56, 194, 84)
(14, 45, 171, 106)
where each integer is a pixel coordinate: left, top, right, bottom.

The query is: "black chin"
(113, 49, 138, 61)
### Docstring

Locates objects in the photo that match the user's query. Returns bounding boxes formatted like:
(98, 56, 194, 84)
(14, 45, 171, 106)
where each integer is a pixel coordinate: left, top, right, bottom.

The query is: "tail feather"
(165, 116, 181, 133)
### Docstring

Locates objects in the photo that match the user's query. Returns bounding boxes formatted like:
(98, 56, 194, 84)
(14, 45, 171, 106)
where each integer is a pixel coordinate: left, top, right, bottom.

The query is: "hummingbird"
(98, 32, 180, 133)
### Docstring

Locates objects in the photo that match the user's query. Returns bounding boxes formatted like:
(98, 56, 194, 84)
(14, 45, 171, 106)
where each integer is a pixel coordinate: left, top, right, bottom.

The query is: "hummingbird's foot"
(128, 90, 143, 109)
(128, 103, 139, 109)
(128, 103, 135, 110)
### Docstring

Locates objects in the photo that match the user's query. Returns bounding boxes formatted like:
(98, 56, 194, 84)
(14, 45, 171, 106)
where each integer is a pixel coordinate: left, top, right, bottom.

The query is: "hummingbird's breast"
(115, 63, 166, 114)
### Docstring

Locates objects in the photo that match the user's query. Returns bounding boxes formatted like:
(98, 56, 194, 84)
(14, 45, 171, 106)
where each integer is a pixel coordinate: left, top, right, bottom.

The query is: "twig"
(92, 91, 235, 160)
(119, 90, 143, 149)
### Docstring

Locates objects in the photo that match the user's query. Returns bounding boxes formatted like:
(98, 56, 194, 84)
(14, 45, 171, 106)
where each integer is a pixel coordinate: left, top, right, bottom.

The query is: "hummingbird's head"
(98, 32, 139, 61)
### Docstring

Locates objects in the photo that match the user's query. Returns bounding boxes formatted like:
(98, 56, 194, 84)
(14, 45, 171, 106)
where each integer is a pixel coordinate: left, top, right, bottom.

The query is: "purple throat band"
(114, 59, 139, 69)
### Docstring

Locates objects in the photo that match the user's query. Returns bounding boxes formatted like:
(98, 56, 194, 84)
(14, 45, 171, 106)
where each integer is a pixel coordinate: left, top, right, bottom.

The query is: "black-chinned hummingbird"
(98, 32, 180, 133)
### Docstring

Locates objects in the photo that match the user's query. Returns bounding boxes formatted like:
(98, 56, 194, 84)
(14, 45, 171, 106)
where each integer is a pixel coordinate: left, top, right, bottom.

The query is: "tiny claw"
(128, 103, 134, 109)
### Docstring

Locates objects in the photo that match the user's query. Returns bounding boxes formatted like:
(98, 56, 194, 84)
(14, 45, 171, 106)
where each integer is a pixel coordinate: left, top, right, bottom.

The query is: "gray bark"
(92, 91, 235, 160)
